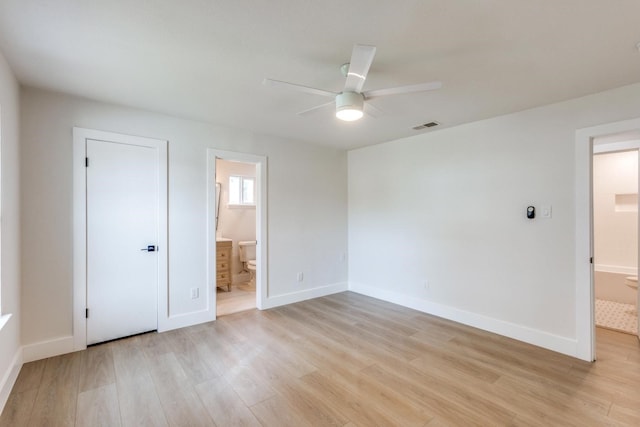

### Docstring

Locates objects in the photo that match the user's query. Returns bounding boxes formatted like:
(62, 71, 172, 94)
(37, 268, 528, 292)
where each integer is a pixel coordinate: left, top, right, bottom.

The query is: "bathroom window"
(229, 175, 255, 206)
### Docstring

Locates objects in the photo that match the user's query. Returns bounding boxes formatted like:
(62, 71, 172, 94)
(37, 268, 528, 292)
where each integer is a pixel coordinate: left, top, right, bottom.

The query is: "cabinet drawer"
(216, 250, 230, 260)
(216, 272, 229, 281)
(216, 261, 229, 270)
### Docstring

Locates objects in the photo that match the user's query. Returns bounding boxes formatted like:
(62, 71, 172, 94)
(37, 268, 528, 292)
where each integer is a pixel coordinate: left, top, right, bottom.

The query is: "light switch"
(541, 205, 552, 218)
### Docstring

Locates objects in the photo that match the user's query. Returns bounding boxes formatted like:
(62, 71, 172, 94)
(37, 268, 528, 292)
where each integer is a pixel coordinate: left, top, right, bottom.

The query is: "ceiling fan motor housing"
(335, 91, 364, 121)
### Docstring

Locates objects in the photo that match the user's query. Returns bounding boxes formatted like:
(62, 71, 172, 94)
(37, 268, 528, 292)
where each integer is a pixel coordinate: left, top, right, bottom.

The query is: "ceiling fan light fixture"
(335, 92, 364, 121)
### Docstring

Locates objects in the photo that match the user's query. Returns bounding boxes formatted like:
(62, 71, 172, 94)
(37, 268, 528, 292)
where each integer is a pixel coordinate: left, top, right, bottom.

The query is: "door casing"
(73, 127, 168, 350)
(575, 117, 640, 361)
(207, 149, 268, 313)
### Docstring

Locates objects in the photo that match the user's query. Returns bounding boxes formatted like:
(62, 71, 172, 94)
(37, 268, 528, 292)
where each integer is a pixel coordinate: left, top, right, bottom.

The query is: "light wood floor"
(216, 281, 256, 317)
(2, 292, 639, 426)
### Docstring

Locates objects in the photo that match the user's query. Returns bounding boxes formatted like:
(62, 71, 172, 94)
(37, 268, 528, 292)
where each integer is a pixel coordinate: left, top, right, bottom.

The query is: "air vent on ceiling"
(412, 121, 439, 130)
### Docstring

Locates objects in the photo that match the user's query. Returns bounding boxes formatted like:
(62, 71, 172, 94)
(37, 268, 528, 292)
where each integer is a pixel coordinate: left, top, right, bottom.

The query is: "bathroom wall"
(215, 159, 257, 281)
(593, 150, 638, 305)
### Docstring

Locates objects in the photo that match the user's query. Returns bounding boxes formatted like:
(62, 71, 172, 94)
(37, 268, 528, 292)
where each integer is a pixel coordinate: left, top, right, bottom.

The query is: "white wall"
(215, 159, 256, 278)
(348, 82, 640, 358)
(20, 87, 348, 354)
(0, 51, 21, 410)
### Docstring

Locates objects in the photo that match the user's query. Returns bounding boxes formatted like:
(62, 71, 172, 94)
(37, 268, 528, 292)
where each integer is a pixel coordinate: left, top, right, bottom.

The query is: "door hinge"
(86, 308, 89, 318)
(85, 157, 89, 167)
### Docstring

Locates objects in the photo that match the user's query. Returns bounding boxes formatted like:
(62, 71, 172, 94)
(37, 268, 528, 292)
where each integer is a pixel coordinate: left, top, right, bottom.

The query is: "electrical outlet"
(297, 272, 304, 282)
(190, 288, 199, 299)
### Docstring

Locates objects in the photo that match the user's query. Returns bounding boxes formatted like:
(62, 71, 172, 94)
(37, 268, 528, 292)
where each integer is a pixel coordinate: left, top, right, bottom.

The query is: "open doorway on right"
(593, 137, 639, 336)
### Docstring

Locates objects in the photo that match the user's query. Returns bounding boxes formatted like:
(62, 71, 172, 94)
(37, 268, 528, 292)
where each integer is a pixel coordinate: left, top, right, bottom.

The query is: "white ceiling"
(1, 1, 639, 150)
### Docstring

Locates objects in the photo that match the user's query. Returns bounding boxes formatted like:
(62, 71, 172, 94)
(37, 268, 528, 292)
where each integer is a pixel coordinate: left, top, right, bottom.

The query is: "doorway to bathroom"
(576, 118, 640, 361)
(207, 149, 267, 318)
(592, 141, 639, 336)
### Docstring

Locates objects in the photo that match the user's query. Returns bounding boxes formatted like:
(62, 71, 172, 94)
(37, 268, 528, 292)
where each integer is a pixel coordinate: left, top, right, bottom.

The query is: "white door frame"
(575, 117, 640, 361)
(207, 149, 267, 312)
(73, 128, 168, 351)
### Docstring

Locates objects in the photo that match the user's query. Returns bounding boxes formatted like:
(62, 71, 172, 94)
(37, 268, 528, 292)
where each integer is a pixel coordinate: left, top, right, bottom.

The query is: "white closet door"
(86, 138, 159, 345)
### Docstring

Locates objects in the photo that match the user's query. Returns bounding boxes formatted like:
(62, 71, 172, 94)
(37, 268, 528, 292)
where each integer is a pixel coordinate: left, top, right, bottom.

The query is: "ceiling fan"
(263, 44, 442, 122)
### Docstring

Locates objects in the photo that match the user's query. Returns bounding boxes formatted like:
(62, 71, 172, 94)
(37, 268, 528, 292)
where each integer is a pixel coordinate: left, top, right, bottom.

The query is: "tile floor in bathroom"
(595, 298, 638, 335)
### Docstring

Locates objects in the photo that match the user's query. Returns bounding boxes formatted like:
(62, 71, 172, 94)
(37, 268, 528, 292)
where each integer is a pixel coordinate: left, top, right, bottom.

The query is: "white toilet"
(239, 240, 257, 286)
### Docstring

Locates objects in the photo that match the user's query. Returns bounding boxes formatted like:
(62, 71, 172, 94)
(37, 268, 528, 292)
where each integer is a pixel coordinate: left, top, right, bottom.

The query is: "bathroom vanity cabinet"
(216, 239, 232, 291)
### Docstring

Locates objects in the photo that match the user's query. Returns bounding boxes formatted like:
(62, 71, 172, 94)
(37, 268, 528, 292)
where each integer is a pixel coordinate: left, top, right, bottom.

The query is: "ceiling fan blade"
(263, 78, 337, 97)
(297, 100, 335, 116)
(363, 81, 443, 99)
(343, 44, 376, 93)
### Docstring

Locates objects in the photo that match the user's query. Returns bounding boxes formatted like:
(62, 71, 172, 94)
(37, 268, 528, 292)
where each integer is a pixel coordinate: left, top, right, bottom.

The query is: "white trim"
(73, 128, 169, 349)
(208, 149, 268, 312)
(22, 336, 74, 363)
(163, 310, 216, 332)
(263, 282, 349, 309)
(0, 313, 10, 332)
(593, 139, 640, 154)
(0, 346, 22, 414)
(575, 116, 640, 361)
(594, 264, 638, 276)
(349, 282, 578, 358)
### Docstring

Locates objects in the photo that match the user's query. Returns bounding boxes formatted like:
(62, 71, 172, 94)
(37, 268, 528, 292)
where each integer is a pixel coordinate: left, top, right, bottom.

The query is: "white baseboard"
(263, 281, 348, 310)
(348, 282, 580, 359)
(160, 309, 216, 332)
(0, 347, 22, 415)
(22, 336, 75, 363)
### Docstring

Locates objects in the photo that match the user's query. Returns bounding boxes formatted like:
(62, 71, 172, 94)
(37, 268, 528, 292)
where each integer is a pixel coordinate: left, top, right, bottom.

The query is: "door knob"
(140, 245, 156, 252)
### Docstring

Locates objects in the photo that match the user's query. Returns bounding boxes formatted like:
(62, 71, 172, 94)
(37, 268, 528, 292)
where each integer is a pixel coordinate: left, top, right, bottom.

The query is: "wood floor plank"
(609, 403, 640, 425)
(249, 395, 314, 427)
(195, 377, 262, 427)
(152, 381, 214, 426)
(79, 343, 116, 392)
(281, 304, 410, 367)
(361, 362, 513, 426)
(116, 370, 168, 427)
(223, 366, 276, 407)
(409, 338, 502, 383)
(313, 367, 433, 426)
(312, 296, 421, 336)
(300, 369, 424, 426)
(2, 292, 639, 426)
(10, 360, 46, 394)
(0, 388, 38, 427)
(163, 328, 223, 385)
(145, 352, 214, 426)
(75, 383, 121, 427)
(111, 334, 152, 381)
(269, 376, 350, 427)
(28, 351, 83, 426)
